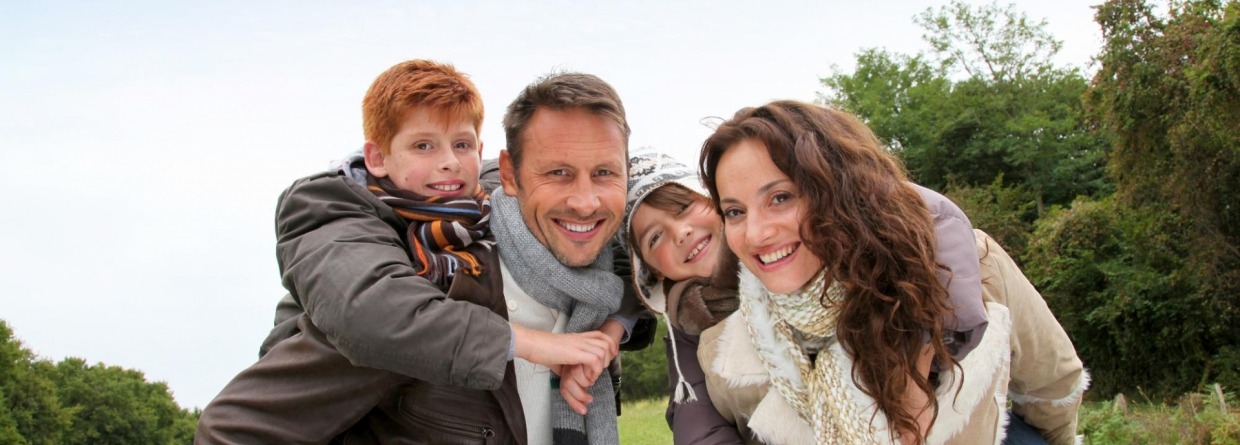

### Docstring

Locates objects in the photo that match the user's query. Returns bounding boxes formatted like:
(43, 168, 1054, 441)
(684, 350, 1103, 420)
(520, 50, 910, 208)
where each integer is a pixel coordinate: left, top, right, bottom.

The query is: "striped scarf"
(366, 174, 496, 289)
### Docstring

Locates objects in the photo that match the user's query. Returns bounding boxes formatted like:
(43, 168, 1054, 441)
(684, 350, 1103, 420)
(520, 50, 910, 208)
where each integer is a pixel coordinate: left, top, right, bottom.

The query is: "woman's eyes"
(722, 208, 744, 219)
(772, 191, 793, 204)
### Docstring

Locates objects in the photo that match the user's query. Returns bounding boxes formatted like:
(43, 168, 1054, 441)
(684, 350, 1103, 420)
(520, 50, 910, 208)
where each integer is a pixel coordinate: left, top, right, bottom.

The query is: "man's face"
(499, 108, 627, 267)
(363, 107, 482, 197)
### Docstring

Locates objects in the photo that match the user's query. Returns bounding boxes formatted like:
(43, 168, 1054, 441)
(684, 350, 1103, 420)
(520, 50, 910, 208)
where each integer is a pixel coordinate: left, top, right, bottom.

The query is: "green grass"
(619, 397, 673, 444)
(621, 390, 1240, 444)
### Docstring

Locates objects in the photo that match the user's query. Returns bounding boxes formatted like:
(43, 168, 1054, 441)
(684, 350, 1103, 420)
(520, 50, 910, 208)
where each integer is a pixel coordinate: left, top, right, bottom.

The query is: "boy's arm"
(275, 174, 510, 389)
(196, 315, 401, 444)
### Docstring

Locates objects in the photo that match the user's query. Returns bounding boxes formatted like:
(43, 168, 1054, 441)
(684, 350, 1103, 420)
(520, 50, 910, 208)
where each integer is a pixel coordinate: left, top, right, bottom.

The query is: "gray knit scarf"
(490, 186, 622, 445)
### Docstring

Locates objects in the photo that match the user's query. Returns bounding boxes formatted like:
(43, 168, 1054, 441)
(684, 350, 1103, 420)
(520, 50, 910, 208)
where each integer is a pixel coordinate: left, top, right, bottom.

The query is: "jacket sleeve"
(664, 330, 745, 445)
(196, 316, 402, 444)
(975, 230, 1087, 445)
(919, 183, 988, 360)
(275, 174, 510, 389)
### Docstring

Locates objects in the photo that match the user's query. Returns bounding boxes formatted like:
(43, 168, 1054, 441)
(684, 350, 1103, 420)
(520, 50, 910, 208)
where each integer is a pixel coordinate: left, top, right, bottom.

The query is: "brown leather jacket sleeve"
(275, 173, 510, 389)
(196, 315, 402, 444)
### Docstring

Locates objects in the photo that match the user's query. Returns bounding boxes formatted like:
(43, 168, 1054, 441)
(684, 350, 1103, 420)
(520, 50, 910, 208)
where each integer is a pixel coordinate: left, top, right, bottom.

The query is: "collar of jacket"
(710, 267, 1015, 444)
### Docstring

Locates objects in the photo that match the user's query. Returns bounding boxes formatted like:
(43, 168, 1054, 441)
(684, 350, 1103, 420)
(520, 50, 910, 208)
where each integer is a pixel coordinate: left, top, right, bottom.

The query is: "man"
(492, 72, 633, 444)
(197, 67, 638, 445)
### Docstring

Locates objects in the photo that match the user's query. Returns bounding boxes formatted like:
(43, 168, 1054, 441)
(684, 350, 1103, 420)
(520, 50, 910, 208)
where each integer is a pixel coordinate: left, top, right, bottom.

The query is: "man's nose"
(564, 177, 601, 216)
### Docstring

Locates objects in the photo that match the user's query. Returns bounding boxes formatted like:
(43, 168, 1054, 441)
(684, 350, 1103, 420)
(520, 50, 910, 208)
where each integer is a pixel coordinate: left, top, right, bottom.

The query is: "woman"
(689, 100, 1087, 444)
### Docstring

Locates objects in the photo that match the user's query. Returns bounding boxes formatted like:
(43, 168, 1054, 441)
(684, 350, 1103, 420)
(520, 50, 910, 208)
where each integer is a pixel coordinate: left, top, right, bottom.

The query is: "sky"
(0, 0, 1103, 410)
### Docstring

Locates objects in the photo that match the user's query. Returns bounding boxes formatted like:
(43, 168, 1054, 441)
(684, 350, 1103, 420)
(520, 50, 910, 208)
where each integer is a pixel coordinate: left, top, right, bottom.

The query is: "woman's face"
(631, 195, 727, 282)
(715, 138, 824, 294)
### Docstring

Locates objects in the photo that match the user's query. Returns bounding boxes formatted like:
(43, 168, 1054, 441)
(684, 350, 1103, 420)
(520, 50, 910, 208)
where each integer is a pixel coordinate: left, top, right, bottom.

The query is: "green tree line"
(0, 320, 198, 445)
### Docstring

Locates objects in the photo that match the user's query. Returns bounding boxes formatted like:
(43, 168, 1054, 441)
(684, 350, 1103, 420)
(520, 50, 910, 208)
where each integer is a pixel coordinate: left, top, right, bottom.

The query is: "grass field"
(621, 391, 1240, 444)
(619, 398, 673, 444)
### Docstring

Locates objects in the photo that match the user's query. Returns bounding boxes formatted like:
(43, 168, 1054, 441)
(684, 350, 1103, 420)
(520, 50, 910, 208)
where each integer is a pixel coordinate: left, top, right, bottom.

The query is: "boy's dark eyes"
(414, 142, 433, 150)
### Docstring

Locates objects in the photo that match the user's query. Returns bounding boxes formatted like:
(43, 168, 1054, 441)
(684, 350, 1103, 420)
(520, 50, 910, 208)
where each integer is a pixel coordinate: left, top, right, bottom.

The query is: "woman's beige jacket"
(697, 230, 1088, 444)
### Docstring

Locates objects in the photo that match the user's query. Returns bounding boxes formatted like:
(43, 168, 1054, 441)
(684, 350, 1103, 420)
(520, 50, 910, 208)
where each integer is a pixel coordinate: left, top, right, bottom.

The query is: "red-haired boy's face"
(364, 107, 482, 198)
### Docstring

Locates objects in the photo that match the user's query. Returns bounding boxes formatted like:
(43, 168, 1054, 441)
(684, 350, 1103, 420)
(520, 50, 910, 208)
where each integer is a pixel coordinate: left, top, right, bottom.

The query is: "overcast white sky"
(1, 0, 1102, 409)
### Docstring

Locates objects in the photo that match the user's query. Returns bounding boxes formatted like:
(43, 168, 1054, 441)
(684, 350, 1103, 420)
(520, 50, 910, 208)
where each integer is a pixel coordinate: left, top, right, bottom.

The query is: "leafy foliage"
(1038, 0, 1240, 399)
(0, 320, 197, 444)
(621, 320, 670, 402)
(821, 0, 1111, 216)
(1024, 197, 1236, 397)
(0, 321, 68, 445)
(943, 175, 1036, 260)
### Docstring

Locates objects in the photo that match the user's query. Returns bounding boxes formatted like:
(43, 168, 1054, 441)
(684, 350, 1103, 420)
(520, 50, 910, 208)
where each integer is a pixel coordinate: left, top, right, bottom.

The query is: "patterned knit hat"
(620, 147, 710, 315)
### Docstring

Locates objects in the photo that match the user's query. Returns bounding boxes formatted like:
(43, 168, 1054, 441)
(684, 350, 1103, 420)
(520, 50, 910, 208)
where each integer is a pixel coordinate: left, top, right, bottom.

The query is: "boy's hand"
(512, 324, 616, 370)
(553, 364, 596, 415)
(554, 321, 625, 415)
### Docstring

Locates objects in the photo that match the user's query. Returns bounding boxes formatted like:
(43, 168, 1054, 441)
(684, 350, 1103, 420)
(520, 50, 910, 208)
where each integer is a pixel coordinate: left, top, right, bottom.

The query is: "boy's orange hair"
(362, 59, 484, 154)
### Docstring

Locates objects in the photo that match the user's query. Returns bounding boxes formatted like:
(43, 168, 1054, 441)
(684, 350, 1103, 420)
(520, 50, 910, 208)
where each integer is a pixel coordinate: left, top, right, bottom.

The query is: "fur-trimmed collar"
(711, 267, 1014, 444)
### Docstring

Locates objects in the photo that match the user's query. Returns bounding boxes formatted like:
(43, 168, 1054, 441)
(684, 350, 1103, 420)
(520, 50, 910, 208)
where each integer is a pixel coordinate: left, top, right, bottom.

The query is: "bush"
(1024, 197, 1240, 399)
(944, 175, 1037, 261)
(621, 320, 670, 402)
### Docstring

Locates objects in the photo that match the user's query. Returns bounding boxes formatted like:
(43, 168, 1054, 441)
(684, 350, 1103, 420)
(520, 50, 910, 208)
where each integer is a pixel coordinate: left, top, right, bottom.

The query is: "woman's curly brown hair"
(699, 100, 958, 443)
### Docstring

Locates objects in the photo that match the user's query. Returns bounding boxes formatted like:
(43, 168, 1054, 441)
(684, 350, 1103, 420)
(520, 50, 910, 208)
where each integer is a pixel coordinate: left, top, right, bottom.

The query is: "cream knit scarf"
(741, 270, 879, 444)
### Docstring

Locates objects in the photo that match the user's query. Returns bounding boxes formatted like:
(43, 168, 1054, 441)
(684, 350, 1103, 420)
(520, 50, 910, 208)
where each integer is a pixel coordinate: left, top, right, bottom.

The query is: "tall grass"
(1080, 387, 1240, 444)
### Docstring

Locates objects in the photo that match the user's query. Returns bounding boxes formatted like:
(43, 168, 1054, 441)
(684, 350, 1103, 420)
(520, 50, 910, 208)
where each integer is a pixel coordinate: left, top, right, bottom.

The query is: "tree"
(821, 0, 1110, 221)
(52, 358, 194, 445)
(1086, 0, 1240, 393)
(1022, 0, 1240, 399)
(915, 0, 1063, 82)
(0, 320, 69, 445)
(0, 320, 198, 444)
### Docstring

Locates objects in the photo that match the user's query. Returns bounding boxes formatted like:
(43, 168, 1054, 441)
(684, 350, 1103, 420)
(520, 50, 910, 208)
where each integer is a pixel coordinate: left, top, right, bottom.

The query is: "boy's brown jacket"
(196, 172, 524, 444)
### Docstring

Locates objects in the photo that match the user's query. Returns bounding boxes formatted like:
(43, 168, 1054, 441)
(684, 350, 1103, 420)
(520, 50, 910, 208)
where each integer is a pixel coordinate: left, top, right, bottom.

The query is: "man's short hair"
(501, 72, 630, 169)
(362, 59, 484, 154)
